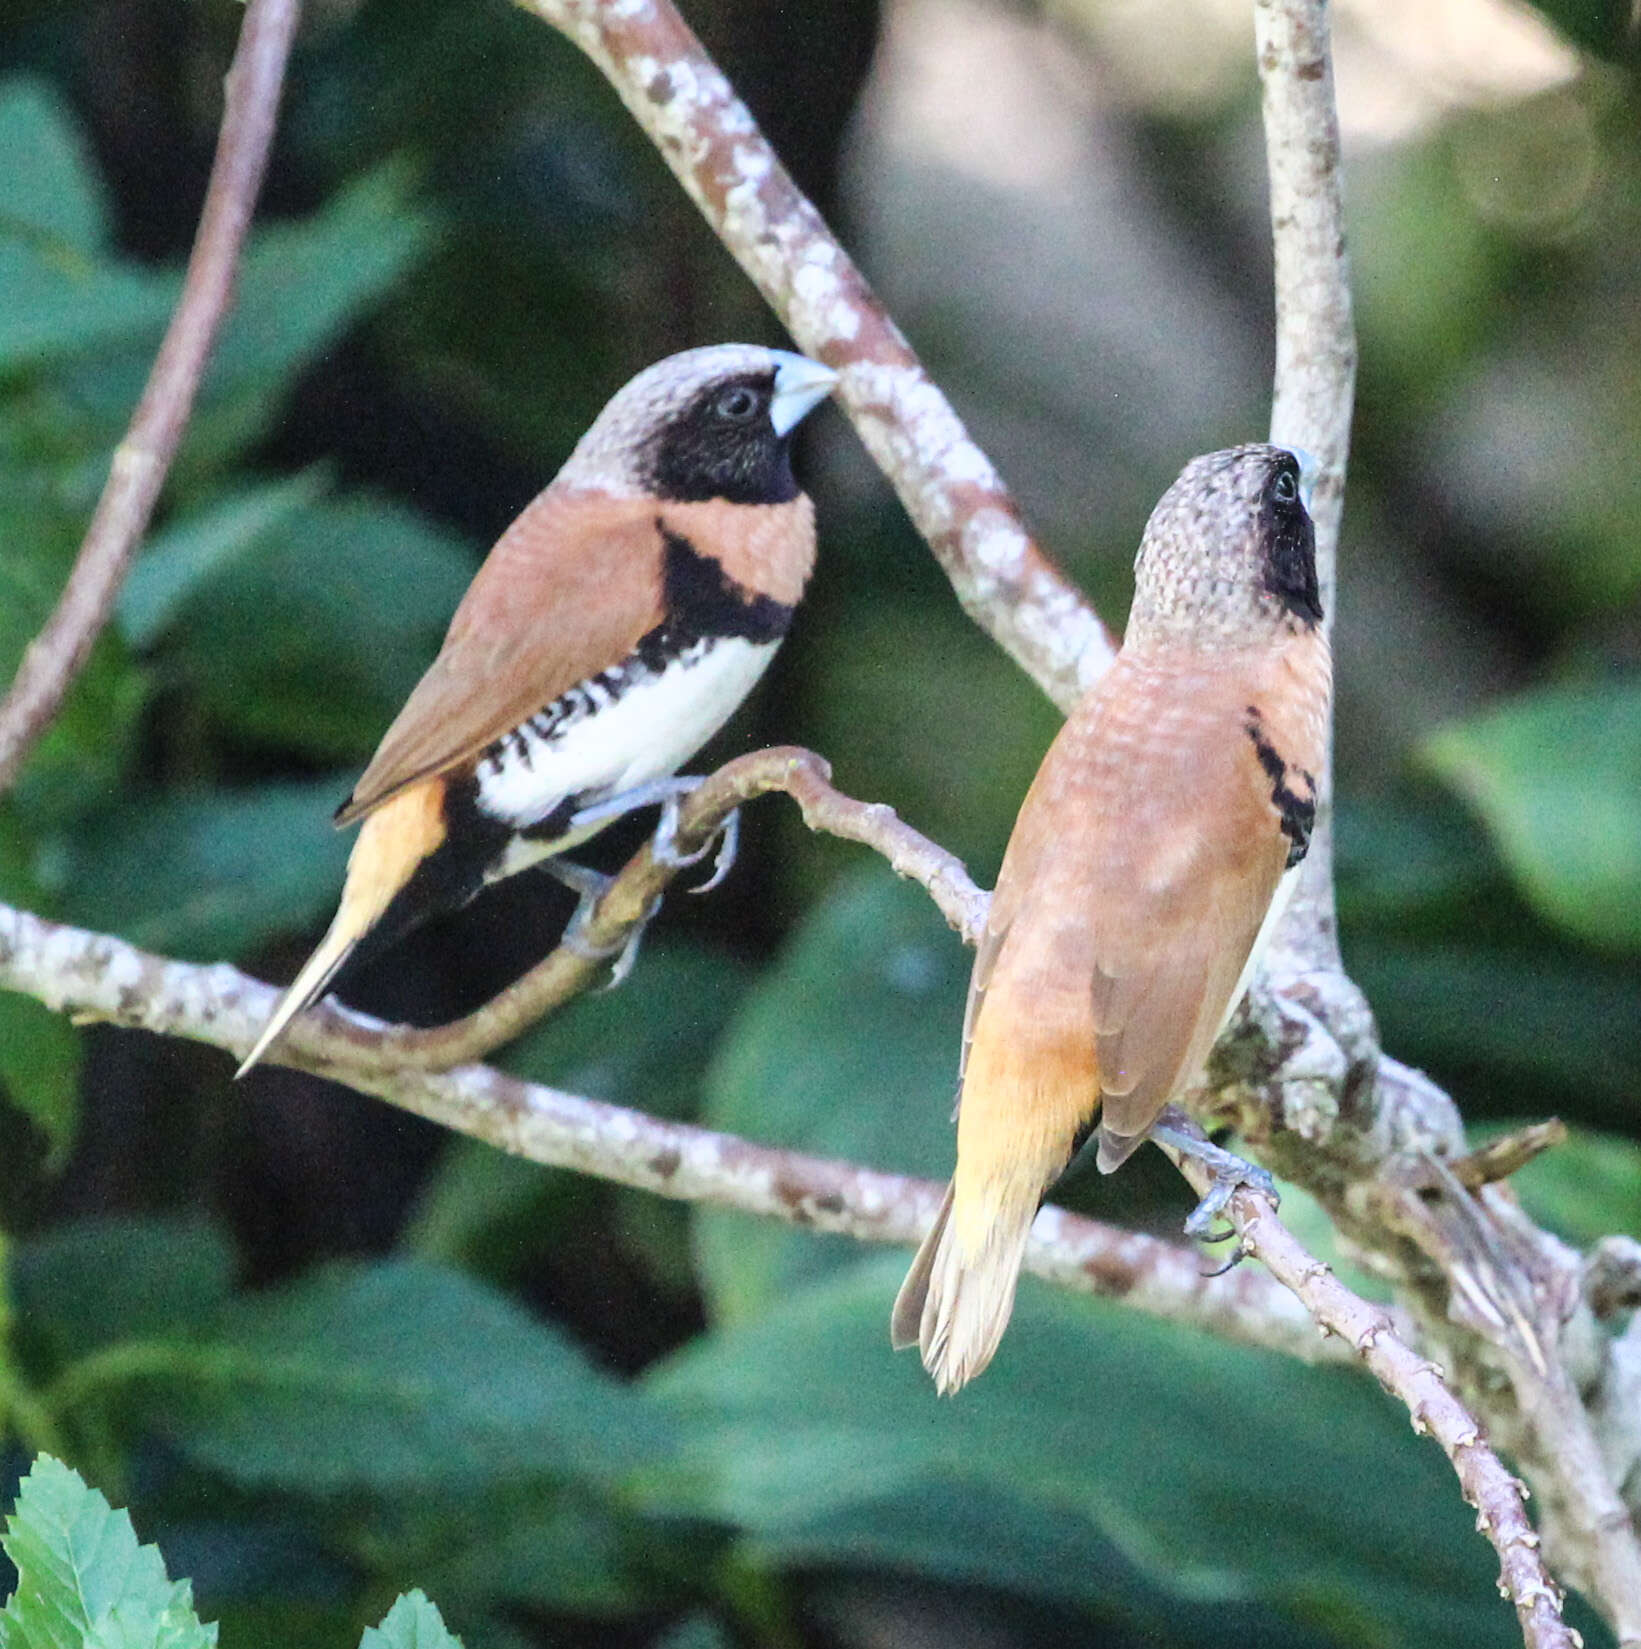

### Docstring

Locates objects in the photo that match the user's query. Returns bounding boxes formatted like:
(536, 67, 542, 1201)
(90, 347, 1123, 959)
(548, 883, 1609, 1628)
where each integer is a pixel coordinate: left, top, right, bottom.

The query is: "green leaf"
(13, 1217, 235, 1365)
(133, 1259, 671, 1494)
(1334, 793, 1503, 927)
(0, 1455, 217, 1649)
(0, 78, 109, 255)
(187, 170, 435, 471)
(8, 637, 148, 836)
(402, 1488, 644, 1620)
(694, 870, 968, 1323)
(359, 1591, 462, 1649)
(746, 1480, 1326, 1648)
(53, 779, 354, 960)
(1519, 0, 1636, 59)
(0, 242, 175, 376)
(650, 1619, 730, 1649)
(1422, 683, 1641, 949)
(161, 496, 474, 761)
(644, 1261, 1530, 1648)
(504, 942, 753, 1121)
(1343, 935, 1641, 1118)
(0, 994, 80, 1170)
(116, 471, 331, 650)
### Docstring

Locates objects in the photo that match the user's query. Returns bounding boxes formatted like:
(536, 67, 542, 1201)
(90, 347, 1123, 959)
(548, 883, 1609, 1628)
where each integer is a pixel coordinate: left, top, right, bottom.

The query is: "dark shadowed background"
(0, 0, 1637, 1644)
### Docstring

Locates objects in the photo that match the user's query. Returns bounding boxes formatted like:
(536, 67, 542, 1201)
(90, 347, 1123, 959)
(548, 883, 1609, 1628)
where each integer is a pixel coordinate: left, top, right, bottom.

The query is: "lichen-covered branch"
(1164, 1133, 1578, 1649)
(0, 0, 302, 793)
(1255, 0, 1356, 975)
(0, 898, 1339, 1370)
(1, 889, 1569, 1637)
(1240, 3, 1641, 1634)
(512, 0, 1116, 711)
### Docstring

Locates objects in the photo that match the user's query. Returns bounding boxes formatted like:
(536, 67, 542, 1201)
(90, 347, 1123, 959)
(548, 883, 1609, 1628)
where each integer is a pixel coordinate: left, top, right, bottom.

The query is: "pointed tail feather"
(891, 1181, 954, 1352)
(891, 1180, 1035, 1396)
(237, 782, 451, 1078)
(235, 920, 359, 1078)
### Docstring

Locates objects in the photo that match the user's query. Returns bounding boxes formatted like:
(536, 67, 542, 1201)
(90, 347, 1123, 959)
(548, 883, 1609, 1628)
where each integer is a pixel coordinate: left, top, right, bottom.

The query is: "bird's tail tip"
(891, 1181, 1032, 1396)
(234, 930, 356, 1079)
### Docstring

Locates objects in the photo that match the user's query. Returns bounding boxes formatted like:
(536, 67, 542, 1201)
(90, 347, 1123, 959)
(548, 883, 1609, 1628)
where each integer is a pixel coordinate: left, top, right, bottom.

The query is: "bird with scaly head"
(894, 444, 1332, 1394)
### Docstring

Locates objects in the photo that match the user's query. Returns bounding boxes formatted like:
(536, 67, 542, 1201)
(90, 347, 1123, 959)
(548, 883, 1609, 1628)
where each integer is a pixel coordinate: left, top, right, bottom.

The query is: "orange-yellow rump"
(893, 444, 1332, 1394)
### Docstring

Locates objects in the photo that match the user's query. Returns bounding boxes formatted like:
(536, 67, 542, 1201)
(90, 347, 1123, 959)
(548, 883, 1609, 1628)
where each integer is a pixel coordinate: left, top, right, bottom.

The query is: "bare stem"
(0, 0, 302, 793)
(1161, 1135, 1578, 1649)
(513, 0, 1116, 711)
(1256, 0, 1356, 974)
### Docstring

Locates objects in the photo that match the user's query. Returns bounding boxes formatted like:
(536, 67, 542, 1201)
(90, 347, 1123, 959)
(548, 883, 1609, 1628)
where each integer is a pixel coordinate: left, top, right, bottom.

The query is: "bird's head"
(1127, 443, 1322, 649)
(558, 344, 838, 505)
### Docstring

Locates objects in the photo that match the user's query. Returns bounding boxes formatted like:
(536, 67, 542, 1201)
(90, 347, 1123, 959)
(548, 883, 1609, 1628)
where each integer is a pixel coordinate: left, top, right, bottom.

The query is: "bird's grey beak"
(1287, 445, 1321, 511)
(770, 352, 839, 437)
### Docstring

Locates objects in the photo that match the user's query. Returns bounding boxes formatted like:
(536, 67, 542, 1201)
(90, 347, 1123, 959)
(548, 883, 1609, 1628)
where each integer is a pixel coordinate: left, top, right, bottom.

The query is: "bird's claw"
(1200, 1237, 1252, 1278)
(545, 859, 661, 989)
(1149, 1117, 1278, 1243)
(687, 808, 740, 893)
(653, 784, 739, 894)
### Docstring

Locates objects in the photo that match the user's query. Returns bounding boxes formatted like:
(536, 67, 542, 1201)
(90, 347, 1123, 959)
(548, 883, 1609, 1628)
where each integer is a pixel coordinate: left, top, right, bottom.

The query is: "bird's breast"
(471, 632, 780, 835)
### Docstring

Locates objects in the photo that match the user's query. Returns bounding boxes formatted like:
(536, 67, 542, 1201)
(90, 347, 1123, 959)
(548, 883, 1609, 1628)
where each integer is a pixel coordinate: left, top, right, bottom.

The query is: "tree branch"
(1245, 3, 1641, 1635)
(1255, 0, 1356, 975)
(0, 886, 1576, 1636)
(0, 897, 1341, 1371)
(0, 0, 302, 794)
(512, 0, 1116, 712)
(2, 0, 1627, 1637)
(317, 747, 985, 1073)
(1162, 1131, 1578, 1649)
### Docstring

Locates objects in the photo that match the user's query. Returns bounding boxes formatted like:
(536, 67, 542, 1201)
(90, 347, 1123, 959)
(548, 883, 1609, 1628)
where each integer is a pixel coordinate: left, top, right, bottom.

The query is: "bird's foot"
(1148, 1110, 1278, 1244)
(565, 777, 739, 892)
(656, 792, 739, 894)
(542, 858, 661, 989)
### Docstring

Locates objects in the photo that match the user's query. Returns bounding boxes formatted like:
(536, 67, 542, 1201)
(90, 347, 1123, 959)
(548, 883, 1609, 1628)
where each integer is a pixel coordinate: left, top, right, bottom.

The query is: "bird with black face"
(238, 344, 837, 1076)
(893, 443, 1332, 1394)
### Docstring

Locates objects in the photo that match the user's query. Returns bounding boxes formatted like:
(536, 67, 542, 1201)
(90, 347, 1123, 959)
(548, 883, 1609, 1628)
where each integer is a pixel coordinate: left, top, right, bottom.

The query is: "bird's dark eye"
(1271, 468, 1299, 504)
(713, 385, 761, 423)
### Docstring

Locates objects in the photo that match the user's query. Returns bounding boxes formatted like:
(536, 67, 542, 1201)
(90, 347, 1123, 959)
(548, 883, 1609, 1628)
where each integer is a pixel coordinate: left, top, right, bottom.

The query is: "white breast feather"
(475, 636, 778, 836)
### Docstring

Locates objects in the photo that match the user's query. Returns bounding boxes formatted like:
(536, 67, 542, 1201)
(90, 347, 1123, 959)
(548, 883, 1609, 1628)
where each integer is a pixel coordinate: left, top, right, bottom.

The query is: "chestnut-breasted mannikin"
(238, 344, 837, 1076)
(892, 444, 1332, 1394)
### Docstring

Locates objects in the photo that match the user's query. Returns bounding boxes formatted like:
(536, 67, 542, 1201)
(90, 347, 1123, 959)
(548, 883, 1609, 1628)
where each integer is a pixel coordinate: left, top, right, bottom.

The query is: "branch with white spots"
(0, 897, 1340, 1370)
(0, 0, 302, 793)
(1254, 0, 1357, 978)
(0, 877, 1571, 1639)
(1236, 5, 1641, 1636)
(513, 0, 1117, 712)
(1161, 1128, 1579, 1649)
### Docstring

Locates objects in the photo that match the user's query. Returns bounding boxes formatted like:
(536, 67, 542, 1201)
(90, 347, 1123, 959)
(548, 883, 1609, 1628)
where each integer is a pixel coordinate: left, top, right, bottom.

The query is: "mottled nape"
(1127, 444, 1320, 649)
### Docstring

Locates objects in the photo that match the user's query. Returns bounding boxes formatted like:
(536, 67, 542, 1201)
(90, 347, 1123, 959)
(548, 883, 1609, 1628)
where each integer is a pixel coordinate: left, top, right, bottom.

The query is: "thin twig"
(333, 747, 987, 1072)
(1159, 1132, 1578, 1649)
(0, 898, 1338, 1370)
(0, 0, 302, 793)
(513, 0, 1116, 712)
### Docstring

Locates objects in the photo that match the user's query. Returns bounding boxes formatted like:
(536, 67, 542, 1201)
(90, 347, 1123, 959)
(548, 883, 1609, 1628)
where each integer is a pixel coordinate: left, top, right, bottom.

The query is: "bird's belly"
(473, 635, 780, 833)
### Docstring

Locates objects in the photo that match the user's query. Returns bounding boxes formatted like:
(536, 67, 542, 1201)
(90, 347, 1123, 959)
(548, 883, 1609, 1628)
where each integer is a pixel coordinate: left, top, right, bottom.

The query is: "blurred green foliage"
(0, 0, 1638, 1645)
(0, 1456, 462, 1649)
